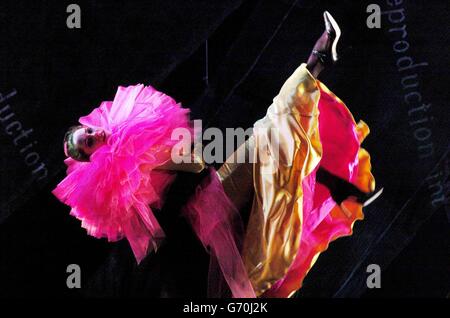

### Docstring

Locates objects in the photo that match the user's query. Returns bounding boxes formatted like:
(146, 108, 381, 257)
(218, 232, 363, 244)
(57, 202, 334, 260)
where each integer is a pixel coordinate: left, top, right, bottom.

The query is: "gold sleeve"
(156, 151, 206, 173)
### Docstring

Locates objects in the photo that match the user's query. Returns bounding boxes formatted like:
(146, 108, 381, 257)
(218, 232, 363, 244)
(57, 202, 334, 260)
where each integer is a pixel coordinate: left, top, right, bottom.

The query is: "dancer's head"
(63, 125, 107, 161)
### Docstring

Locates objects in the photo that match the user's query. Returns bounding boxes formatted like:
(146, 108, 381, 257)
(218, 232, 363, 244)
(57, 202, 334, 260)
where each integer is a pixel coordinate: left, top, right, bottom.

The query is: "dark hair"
(63, 125, 89, 161)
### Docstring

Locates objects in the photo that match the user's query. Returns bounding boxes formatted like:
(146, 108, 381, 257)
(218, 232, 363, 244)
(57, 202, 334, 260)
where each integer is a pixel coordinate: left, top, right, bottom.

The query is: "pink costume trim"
(183, 168, 256, 298)
(52, 84, 191, 263)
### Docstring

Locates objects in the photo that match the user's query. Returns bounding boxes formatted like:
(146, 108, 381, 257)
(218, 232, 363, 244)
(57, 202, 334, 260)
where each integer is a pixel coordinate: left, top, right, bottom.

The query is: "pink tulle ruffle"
(52, 85, 191, 263)
(183, 168, 256, 298)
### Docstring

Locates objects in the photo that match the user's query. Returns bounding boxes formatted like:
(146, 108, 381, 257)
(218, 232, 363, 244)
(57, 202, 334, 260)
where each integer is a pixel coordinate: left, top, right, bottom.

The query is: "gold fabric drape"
(242, 64, 323, 295)
(217, 63, 375, 296)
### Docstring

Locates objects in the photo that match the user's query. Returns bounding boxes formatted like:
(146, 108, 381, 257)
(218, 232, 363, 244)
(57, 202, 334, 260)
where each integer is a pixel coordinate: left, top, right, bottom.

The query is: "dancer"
(53, 11, 378, 298)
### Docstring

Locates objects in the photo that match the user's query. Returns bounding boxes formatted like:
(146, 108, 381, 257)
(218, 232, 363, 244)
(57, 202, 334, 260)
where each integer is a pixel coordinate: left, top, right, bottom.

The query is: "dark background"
(0, 0, 448, 298)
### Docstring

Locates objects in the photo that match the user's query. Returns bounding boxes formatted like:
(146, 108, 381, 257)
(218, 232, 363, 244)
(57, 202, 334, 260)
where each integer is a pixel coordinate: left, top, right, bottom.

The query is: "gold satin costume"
(217, 63, 375, 297)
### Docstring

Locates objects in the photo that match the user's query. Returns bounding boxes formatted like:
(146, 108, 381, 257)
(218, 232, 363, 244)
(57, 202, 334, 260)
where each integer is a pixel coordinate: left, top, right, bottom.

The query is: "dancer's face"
(72, 126, 107, 157)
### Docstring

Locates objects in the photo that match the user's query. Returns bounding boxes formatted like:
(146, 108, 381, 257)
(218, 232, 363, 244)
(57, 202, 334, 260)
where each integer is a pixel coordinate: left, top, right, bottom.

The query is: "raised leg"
(306, 11, 341, 78)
